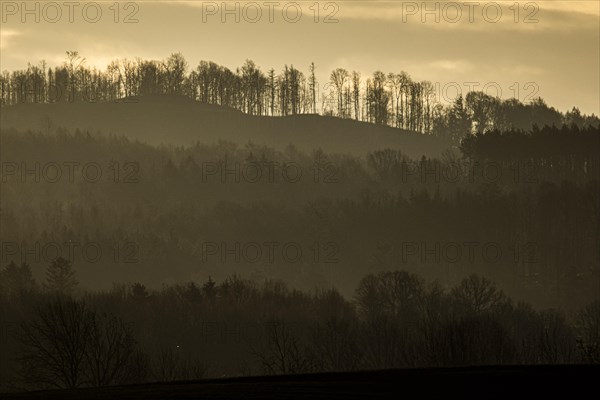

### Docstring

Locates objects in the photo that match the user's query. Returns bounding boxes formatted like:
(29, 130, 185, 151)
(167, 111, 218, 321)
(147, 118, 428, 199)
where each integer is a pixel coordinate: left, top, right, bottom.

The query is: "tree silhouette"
(2, 52, 598, 134)
(20, 297, 94, 388)
(0, 261, 36, 299)
(85, 313, 137, 386)
(44, 257, 78, 294)
(575, 300, 600, 362)
(130, 282, 149, 300)
(19, 297, 138, 388)
(450, 275, 508, 315)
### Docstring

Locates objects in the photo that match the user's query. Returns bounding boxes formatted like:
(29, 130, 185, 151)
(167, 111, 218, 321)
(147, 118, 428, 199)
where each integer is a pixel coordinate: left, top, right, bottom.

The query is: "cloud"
(0, 1, 596, 114)
(337, 1, 599, 32)
(428, 59, 474, 72)
(0, 29, 21, 50)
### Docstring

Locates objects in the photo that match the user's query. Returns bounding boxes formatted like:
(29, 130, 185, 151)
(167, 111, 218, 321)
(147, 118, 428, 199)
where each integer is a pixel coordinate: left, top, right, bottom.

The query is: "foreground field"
(2, 365, 598, 399)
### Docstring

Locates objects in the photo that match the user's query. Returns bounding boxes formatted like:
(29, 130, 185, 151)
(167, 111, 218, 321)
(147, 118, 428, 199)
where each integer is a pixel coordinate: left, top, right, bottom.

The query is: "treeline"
(0, 263, 599, 391)
(1, 52, 598, 137)
(461, 124, 600, 160)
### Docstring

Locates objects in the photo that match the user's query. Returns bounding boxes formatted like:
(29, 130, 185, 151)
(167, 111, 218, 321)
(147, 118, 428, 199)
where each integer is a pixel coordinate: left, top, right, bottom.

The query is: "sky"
(1, 0, 599, 114)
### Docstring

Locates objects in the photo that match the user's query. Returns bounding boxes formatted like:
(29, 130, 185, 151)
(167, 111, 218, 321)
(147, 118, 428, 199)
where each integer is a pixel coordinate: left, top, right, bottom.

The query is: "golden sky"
(1, 1, 599, 114)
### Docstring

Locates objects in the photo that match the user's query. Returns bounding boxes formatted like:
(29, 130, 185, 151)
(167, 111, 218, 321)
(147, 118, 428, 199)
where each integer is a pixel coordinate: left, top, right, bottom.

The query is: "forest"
(1, 124, 598, 307)
(1, 52, 600, 393)
(1, 52, 598, 140)
(1, 263, 599, 391)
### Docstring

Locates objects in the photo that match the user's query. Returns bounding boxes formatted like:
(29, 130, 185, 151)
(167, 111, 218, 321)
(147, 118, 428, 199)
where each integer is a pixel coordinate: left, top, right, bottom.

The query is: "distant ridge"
(1, 95, 454, 157)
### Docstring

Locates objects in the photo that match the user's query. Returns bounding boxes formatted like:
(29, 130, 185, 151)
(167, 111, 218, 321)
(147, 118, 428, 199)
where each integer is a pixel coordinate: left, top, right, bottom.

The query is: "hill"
(0, 95, 454, 157)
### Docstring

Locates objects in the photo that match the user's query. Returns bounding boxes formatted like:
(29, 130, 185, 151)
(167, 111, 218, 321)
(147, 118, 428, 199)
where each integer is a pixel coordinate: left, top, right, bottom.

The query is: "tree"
(450, 275, 508, 314)
(19, 297, 139, 389)
(39, 114, 54, 135)
(366, 71, 390, 125)
(202, 276, 217, 304)
(309, 289, 363, 371)
(308, 62, 318, 114)
(355, 271, 425, 369)
(20, 297, 94, 388)
(286, 65, 304, 115)
(426, 314, 514, 366)
(153, 346, 206, 381)
(576, 300, 600, 362)
(267, 68, 277, 115)
(164, 53, 188, 95)
(241, 59, 264, 115)
(330, 68, 349, 117)
(398, 71, 411, 129)
(422, 80, 436, 133)
(65, 51, 86, 102)
(356, 270, 424, 319)
(466, 91, 499, 133)
(85, 313, 137, 386)
(351, 71, 361, 120)
(367, 149, 403, 180)
(250, 319, 311, 375)
(44, 257, 78, 294)
(447, 95, 472, 141)
(387, 73, 402, 127)
(130, 282, 149, 300)
(0, 261, 36, 299)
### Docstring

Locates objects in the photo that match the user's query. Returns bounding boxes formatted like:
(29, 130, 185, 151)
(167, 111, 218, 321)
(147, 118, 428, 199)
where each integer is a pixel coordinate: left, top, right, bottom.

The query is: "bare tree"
(422, 80, 436, 133)
(65, 51, 86, 102)
(250, 319, 311, 375)
(575, 300, 600, 362)
(351, 71, 361, 120)
(309, 317, 363, 371)
(153, 346, 206, 381)
(308, 62, 318, 114)
(450, 275, 508, 314)
(85, 313, 137, 386)
(164, 53, 188, 95)
(366, 71, 389, 125)
(330, 68, 349, 117)
(19, 297, 139, 389)
(19, 297, 93, 388)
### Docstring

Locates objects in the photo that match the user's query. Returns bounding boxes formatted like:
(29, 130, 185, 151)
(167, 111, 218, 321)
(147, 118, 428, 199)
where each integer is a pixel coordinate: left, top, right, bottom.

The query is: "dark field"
(2, 365, 598, 400)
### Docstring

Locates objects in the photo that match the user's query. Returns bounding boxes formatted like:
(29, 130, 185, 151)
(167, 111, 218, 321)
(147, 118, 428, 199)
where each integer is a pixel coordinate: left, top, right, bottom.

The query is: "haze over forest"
(0, 1, 599, 396)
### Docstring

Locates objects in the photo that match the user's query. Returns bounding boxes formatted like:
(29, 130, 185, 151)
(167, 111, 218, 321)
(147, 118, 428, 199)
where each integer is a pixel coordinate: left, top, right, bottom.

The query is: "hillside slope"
(0, 95, 453, 157)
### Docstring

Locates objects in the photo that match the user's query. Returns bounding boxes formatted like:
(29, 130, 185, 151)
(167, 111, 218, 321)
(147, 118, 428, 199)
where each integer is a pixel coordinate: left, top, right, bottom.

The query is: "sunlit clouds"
(0, 1, 598, 113)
